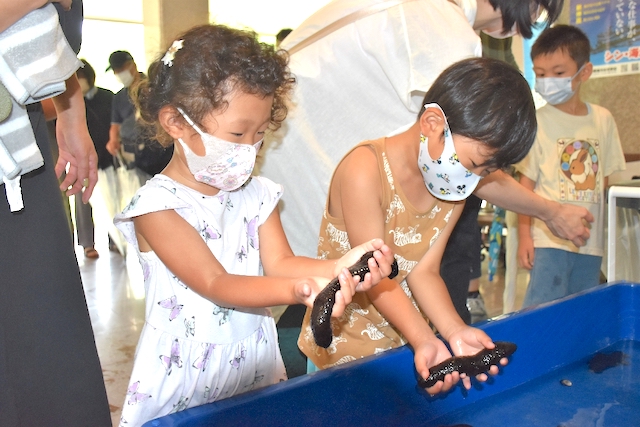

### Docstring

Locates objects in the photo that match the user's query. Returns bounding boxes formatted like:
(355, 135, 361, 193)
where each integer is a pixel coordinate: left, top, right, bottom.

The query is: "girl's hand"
(293, 270, 362, 318)
(334, 238, 395, 291)
(447, 326, 507, 389)
(414, 337, 461, 395)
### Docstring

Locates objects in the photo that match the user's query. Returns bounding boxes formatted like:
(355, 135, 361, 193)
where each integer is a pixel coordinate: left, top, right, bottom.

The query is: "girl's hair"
(418, 57, 536, 169)
(530, 24, 591, 69)
(491, 0, 564, 39)
(133, 24, 295, 146)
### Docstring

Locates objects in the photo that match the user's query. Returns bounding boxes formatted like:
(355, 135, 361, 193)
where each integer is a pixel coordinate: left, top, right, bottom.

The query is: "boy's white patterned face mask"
(177, 108, 261, 192)
(417, 103, 481, 201)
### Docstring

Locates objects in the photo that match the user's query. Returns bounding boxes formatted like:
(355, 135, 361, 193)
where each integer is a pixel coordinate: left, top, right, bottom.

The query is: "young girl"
(298, 57, 538, 395)
(114, 25, 395, 426)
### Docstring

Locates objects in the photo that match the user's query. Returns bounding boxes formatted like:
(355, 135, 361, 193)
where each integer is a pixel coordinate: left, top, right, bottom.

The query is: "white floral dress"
(115, 174, 287, 426)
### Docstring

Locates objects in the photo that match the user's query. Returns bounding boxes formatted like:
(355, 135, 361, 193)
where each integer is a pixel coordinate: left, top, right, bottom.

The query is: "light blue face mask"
(535, 64, 585, 105)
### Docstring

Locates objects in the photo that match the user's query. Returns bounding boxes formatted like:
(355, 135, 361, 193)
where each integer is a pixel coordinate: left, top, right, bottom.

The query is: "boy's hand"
(517, 235, 535, 270)
(414, 338, 461, 395)
(447, 327, 507, 389)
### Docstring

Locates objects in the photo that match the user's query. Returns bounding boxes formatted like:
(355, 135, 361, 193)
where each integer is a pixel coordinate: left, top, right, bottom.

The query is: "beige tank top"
(298, 137, 459, 368)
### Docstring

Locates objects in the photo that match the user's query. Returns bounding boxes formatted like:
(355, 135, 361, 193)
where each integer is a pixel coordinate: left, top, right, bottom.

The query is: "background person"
(74, 58, 115, 258)
(106, 50, 173, 186)
(517, 25, 625, 307)
(257, 0, 592, 268)
(0, 1, 111, 424)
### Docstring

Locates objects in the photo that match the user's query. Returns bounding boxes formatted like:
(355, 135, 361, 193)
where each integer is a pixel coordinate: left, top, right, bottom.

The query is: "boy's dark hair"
(418, 57, 536, 170)
(134, 24, 295, 146)
(530, 24, 591, 68)
(77, 59, 96, 87)
(491, 0, 564, 39)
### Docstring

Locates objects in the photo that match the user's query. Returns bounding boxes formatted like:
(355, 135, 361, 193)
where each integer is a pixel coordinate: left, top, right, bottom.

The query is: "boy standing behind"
(517, 25, 625, 307)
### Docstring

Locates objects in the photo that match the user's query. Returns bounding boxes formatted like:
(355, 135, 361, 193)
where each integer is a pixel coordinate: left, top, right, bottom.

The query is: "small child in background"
(114, 24, 395, 426)
(298, 57, 538, 395)
(517, 25, 625, 307)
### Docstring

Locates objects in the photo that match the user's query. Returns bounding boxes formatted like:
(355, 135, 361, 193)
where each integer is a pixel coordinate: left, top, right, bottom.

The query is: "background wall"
(80, 0, 331, 93)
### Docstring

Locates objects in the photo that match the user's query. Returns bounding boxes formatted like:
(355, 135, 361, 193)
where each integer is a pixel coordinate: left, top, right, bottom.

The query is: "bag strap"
(286, 0, 422, 55)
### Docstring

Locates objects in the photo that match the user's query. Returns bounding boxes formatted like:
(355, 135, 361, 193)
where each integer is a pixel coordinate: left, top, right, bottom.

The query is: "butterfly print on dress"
(230, 344, 247, 369)
(184, 316, 195, 337)
(201, 221, 221, 242)
(159, 339, 183, 375)
(126, 381, 152, 405)
(157, 295, 183, 321)
(171, 396, 189, 413)
(236, 245, 247, 262)
(192, 343, 214, 371)
(212, 306, 233, 325)
(245, 215, 259, 250)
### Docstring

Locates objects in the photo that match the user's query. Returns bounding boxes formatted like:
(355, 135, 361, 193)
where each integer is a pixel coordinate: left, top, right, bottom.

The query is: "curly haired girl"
(114, 24, 395, 425)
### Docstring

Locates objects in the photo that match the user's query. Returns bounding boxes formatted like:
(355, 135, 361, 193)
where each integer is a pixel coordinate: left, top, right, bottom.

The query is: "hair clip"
(162, 39, 184, 67)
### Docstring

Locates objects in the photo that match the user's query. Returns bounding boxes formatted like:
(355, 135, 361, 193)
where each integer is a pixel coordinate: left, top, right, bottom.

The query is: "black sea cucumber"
(311, 251, 399, 348)
(418, 341, 517, 388)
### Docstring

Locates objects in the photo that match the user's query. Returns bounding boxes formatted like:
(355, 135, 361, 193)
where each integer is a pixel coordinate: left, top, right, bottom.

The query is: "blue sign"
(571, 0, 640, 78)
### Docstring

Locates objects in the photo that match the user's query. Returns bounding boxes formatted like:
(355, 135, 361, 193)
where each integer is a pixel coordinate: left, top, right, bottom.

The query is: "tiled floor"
(77, 215, 529, 426)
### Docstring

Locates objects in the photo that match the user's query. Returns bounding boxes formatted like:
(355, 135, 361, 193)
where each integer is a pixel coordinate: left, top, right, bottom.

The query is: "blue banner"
(571, 0, 640, 78)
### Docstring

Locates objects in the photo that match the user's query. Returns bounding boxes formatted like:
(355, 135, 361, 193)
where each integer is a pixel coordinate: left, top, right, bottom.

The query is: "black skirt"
(0, 106, 111, 426)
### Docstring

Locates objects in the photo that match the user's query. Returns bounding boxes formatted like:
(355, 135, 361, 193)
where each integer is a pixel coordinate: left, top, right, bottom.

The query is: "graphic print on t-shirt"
(558, 138, 600, 203)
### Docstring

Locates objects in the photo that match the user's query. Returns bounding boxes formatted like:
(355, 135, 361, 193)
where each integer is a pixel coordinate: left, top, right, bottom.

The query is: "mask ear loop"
(572, 63, 587, 81)
(176, 107, 205, 136)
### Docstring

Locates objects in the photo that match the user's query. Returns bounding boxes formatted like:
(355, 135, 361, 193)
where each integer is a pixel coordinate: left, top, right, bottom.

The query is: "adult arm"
(51, 74, 98, 203)
(106, 123, 121, 155)
(474, 170, 593, 246)
(0, 0, 72, 32)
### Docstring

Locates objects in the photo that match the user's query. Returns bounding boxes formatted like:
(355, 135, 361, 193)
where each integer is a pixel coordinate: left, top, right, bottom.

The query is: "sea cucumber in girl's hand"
(311, 251, 398, 348)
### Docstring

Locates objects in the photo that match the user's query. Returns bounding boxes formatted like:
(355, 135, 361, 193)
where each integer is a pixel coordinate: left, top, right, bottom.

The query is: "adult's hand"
(52, 74, 98, 203)
(106, 124, 122, 156)
(542, 202, 593, 247)
(475, 171, 594, 247)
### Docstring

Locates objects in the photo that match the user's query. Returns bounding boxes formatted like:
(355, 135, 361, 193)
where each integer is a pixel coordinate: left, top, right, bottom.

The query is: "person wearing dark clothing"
(78, 60, 114, 171)
(106, 51, 173, 181)
(74, 59, 115, 257)
(440, 194, 483, 324)
(0, 1, 111, 425)
(440, 34, 521, 324)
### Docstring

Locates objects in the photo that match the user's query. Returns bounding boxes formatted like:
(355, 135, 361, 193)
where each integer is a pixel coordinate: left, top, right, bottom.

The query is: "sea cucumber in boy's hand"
(418, 341, 517, 388)
(311, 251, 399, 348)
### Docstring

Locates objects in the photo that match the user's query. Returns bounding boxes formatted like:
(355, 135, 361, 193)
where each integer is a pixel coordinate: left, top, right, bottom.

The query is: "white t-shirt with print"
(517, 103, 626, 256)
